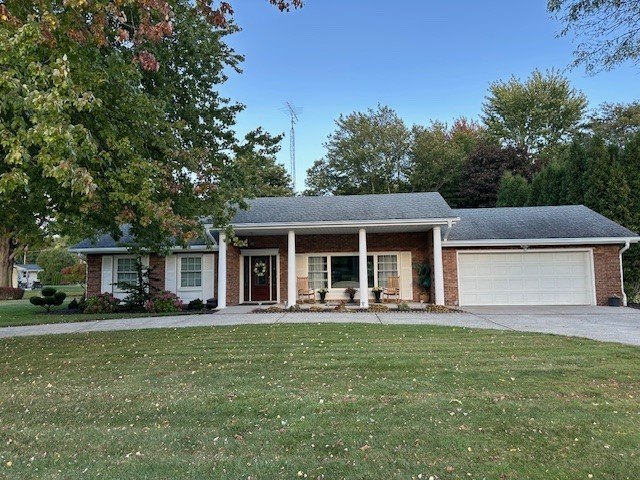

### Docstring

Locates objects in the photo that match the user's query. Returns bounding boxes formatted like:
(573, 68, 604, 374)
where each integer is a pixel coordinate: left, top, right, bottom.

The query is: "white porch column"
(217, 232, 227, 309)
(433, 226, 445, 306)
(287, 230, 297, 307)
(358, 228, 369, 308)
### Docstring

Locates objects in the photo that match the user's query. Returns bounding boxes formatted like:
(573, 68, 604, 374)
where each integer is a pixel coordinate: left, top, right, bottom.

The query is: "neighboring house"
(70, 192, 640, 307)
(12, 264, 44, 289)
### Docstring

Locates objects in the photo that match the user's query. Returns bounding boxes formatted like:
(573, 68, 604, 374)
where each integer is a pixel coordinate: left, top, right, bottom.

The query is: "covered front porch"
(216, 225, 447, 308)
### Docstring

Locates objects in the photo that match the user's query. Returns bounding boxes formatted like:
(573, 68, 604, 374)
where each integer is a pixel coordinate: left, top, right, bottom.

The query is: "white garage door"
(458, 250, 595, 306)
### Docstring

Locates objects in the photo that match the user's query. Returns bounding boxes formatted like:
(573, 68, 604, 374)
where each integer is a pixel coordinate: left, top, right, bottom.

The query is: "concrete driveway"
(0, 306, 638, 346)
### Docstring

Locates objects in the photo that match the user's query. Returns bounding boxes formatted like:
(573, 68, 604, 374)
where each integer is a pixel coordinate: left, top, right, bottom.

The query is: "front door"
(250, 256, 272, 302)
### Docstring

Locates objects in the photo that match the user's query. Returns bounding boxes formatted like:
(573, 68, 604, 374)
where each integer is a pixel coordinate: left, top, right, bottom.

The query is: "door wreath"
(253, 260, 267, 277)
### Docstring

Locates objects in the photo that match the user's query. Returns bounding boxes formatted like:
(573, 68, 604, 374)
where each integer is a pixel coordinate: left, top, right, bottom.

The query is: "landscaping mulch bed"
(253, 304, 460, 314)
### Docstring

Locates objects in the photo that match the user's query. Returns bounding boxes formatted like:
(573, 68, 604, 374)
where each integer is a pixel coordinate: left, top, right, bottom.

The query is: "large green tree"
(589, 102, 640, 145)
(304, 106, 411, 195)
(409, 118, 484, 207)
(0, 0, 299, 286)
(482, 70, 587, 161)
(496, 172, 531, 207)
(549, 0, 640, 73)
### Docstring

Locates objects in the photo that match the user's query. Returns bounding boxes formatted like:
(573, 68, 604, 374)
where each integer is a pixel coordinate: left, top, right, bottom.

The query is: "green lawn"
(22, 284, 85, 299)
(0, 298, 183, 328)
(0, 325, 638, 479)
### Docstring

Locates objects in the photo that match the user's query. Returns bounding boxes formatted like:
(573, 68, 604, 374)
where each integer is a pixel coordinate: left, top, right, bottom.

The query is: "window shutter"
(295, 254, 307, 278)
(165, 255, 177, 294)
(101, 256, 113, 293)
(400, 252, 413, 300)
(202, 254, 215, 300)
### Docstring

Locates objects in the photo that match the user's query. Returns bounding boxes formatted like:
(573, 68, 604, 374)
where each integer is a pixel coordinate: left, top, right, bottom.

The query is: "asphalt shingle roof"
(447, 205, 638, 241)
(14, 264, 43, 271)
(231, 192, 457, 224)
(70, 225, 210, 250)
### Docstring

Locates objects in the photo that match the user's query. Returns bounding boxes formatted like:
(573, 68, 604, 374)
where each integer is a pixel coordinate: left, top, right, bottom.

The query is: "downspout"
(204, 225, 216, 245)
(619, 240, 631, 307)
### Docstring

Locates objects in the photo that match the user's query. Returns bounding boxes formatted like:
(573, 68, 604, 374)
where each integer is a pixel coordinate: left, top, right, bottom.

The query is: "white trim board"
(444, 237, 639, 247)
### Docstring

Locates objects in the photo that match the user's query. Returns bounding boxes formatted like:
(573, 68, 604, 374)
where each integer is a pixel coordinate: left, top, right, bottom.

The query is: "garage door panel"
(458, 251, 594, 306)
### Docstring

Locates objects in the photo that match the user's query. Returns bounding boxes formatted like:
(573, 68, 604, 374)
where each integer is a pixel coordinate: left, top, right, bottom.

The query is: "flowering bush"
(84, 293, 120, 314)
(144, 291, 183, 313)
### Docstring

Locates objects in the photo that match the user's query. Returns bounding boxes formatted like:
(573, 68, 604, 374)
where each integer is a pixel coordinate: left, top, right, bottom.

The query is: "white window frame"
(376, 254, 399, 288)
(308, 256, 329, 289)
(113, 255, 139, 293)
(178, 254, 203, 292)
(305, 252, 400, 290)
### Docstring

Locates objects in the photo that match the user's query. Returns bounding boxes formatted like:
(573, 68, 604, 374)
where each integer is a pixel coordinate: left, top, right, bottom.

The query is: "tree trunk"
(0, 235, 15, 288)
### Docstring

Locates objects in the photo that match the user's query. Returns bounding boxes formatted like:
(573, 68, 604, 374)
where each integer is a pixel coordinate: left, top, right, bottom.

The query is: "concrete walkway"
(0, 306, 639, 346)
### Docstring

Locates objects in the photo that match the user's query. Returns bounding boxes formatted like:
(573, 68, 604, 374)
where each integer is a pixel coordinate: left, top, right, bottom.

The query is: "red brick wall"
(149, 254, 166, 292)
(228, 232, 432, 305)
(442, 245, 624, 306)
(86, 254, 102, 297)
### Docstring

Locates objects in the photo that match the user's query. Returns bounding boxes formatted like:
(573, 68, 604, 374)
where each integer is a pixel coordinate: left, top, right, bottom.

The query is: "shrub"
(144, 291, 183, 314)
(0, 287, 25, 300)
(68, 298, 79, 310)
(368, 304, 389, 313)
(29, 288, 67, 312)
(396, 302, 411, 312)
(84, 293, 120, 314)
(187, 298, 205, 311)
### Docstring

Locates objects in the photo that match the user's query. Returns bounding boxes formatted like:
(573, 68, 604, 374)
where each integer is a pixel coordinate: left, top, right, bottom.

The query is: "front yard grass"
(0, 324, 638, 479)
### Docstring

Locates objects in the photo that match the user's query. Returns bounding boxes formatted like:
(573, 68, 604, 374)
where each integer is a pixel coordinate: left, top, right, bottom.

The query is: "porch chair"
(382, 276, 400, 303)
(297, 276, 315, 303)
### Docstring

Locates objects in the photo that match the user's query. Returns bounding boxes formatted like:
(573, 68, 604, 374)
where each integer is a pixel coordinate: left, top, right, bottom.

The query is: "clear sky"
(219, 0, 639, 190)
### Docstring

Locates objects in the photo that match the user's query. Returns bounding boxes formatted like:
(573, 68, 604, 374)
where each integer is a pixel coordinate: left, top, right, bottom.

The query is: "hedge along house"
(70, 192, 639, 308)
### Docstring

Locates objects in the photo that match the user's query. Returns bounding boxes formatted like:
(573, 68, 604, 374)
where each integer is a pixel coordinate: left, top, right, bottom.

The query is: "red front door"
(250, 256, 271, 302)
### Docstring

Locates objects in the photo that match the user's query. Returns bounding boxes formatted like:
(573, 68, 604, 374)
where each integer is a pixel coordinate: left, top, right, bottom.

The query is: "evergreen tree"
(563, 139, 589, 204)
(496, 172, 531, 207)
(529, 162, 569, 206)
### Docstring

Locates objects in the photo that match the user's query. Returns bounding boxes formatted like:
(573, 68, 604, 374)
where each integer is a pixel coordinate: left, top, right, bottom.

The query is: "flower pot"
(319, 292, 327, 304)
(419, 292, 430, 303)
(373, 291, 382, 303)
(348, 294, 355, 304)
(608, 296, 622, 307)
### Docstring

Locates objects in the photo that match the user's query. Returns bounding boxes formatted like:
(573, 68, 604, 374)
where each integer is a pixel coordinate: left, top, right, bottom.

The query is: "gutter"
(619, 240, 631, 307)
(443, 237, 640, 247)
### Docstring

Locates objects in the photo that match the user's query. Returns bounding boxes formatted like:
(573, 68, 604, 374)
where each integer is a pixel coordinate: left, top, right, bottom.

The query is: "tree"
(548, 0, 640, 73)
(458, 143, 531, 208)
(304, 106, 411, 195)
(589, 102, 640, 145)
(0, 0, 298, 286)
(482, 70, 587, 160)
(528, 161, 569, 206)
(496, 172, 531, 207)
(563, 138, 589, 204)
(35, 249, 80, 285)
(409, 118, 484, 207)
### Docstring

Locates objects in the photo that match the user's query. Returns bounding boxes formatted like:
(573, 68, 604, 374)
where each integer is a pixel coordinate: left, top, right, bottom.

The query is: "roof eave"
(228, 217, 461, 232)
(68, 245, 217, 254)
(443, 237, 640, 247)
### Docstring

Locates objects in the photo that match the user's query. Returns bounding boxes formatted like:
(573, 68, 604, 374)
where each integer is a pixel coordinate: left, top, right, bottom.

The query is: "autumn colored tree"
(409, 118, 485, 207)
(0, 0, 301, 286)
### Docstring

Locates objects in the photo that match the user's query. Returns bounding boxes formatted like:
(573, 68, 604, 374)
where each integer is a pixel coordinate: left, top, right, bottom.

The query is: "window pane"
(181, 257, 202, 287)
(117, 258, 137, 287)
(308, 256, 328, 289)
(377, 254, 398, 288)
(330, 256, 374, 288)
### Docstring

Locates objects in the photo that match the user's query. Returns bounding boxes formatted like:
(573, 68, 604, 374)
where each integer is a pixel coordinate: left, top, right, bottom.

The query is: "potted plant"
(415, 261, 431, 303)
(345, 287, 356, 303)
(372, 286, 382, 303)
(608, 295, 622, 307)
(317, 288, 328, 303)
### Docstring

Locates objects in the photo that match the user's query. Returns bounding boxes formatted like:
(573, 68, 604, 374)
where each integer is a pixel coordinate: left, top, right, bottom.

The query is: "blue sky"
(220, 0, 639, 190)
